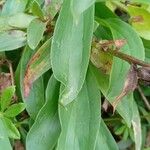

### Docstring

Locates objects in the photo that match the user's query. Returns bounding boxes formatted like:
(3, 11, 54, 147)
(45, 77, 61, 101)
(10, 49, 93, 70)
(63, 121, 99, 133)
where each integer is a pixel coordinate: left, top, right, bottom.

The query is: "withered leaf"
(112, 65, 138, 112)
(102, 99, 112, 113)
(137, 67, 150, 84)
(0, 73, 12, 92)
(90, 42, 113, 74)
(99, 39, 126, 51)
(138, 68, 150, 86)
(23, 39, 51, 98)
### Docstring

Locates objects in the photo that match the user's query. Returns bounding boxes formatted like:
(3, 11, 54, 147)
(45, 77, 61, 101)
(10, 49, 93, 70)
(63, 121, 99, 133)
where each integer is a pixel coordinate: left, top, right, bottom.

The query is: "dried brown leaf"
(0, 73, 12, 92)
(112, 65, 138, 112)
(137, 67, 150, 84)
(99, 39, 126, 51)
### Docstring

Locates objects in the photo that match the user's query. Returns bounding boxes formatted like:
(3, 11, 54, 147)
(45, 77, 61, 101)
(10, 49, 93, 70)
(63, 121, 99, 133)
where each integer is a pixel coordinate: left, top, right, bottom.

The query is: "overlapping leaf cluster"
(1, 0, 150, 150)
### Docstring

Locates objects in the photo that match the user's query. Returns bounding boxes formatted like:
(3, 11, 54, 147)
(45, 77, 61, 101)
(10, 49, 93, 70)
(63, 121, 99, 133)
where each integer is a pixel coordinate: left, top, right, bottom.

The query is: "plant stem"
(103, 114, 150, 123)
(103, 118, 121, 122)
(108, 50, 150, 67)
(138, 86, 150, 111)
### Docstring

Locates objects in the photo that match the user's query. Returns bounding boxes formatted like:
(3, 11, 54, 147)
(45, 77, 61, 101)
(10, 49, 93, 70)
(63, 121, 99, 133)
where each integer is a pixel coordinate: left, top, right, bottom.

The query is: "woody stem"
(107, 50, 150, 67)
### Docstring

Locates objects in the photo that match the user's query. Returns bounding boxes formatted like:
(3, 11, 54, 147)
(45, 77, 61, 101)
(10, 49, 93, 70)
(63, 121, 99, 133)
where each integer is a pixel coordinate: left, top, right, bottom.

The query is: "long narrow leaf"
(51, 0, 94, 106)
(132, 99, 142, 150)
(96, 120, 119, 150)
(18, 46, 45, 120)
(26, 75, 60, 150)
(57, 69, 101, 150)
(23, 39, 51, 97)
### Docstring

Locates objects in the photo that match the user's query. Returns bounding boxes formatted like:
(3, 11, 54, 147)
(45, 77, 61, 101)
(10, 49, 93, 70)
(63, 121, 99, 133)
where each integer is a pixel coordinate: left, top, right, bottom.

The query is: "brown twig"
(138, 86, 150, 111)
(108, 50, 150, 68)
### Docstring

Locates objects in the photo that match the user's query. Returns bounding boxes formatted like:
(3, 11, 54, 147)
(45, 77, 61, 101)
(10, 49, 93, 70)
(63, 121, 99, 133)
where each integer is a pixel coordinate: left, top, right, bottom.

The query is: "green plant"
(1, 0, 150, 150)
(0, 86, 25, 149)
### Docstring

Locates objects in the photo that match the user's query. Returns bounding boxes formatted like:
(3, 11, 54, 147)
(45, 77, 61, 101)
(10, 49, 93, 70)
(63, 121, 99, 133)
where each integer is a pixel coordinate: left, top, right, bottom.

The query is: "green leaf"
(0, 13, 36, 32)
(144, 148, 150, 150)
(0, 30, 26, 52)
(131, 0, 150, 4)
(122, 128, 129, 140)
(71, 0, 96, 20)
(0, 118, 12, 150)
(19, 46, 45, 120)
(27, 19, 46, 49)
(44, 0, 63, 19)
(128, 6, 150, 40)
(115, 126, 126, 135)
(96, 0, 106, 2)
(51, 0, 94, 105)
(0, 17, 11, 32)
(57, 69, 101, 150)
(96, 120, 119, 150)
(0, 86, 15, 112)
(132, 99, 142, 150)
(26, 75, 60, 150)
(95, 2, 117, 19)
(24, 78, 45, 120)
(96, 18, 145, 126)
(4, 103, 26, 118)
(33, 0, 45, 5)
(8, 13, 36, 29)
(1, 0, 28, 16)
(23, 39, 51, 97)
(139, 106, 150, 124)
(2, 117, 20, 139)
(90, 64, 109, 94)
(31, 1, 44, 19)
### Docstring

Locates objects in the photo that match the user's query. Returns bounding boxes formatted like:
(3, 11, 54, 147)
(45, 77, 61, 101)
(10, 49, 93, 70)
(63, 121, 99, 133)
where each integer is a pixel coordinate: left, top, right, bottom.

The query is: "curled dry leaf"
(112, 65, 138, 112)
(137, 67, 150, 85)
(102, 99, 113, 113)
(90, 39, 126, 74)
(0, 73, 12, 92)
(0, 59, 15, 93)
(102, 99, 109, 112)
(98, 39, 126, 51)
